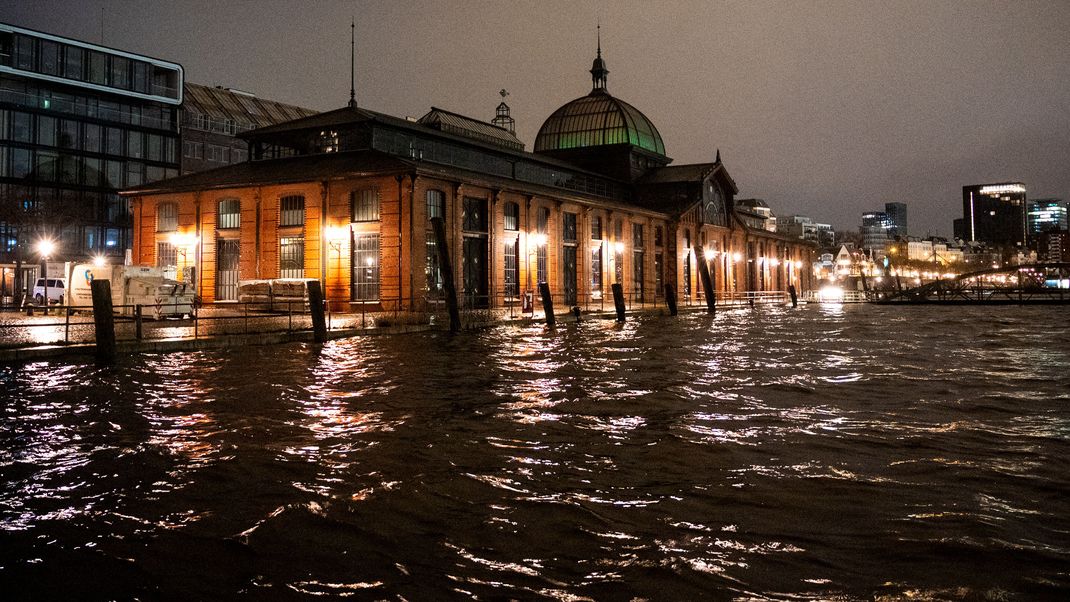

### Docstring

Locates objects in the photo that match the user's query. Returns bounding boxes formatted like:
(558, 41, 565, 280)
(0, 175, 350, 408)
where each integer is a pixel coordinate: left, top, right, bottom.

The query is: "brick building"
(122, 46, 814, 310)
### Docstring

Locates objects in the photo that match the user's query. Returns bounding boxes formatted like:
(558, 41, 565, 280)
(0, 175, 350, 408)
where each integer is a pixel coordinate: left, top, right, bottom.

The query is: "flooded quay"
(2, 304, 1069, 600)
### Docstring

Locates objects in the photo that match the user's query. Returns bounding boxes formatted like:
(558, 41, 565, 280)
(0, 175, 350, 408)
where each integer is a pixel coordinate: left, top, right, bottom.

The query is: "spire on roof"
(715, 148, 721, 163)
(348, 19, 357, 108)
(590, 24, 609, 92)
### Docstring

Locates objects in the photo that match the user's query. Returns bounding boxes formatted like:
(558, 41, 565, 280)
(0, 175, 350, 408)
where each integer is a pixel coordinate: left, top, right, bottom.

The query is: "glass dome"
(534, 91, 666, 156)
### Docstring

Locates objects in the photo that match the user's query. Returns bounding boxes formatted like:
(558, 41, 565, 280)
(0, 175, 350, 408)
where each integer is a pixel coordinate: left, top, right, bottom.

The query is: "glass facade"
(0, 24, 181, 265)
(534, 93, 665, 155)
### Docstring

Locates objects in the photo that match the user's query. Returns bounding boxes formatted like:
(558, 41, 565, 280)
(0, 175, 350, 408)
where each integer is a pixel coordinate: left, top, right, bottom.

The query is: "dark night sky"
(4, 0, 1069, 236)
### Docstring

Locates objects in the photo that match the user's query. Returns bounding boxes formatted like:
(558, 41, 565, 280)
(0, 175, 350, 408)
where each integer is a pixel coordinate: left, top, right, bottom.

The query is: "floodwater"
(2, 305, 1069, 600)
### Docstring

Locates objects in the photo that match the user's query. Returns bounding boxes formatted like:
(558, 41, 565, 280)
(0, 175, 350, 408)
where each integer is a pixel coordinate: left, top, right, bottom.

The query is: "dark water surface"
(2, 305, 1069, 600)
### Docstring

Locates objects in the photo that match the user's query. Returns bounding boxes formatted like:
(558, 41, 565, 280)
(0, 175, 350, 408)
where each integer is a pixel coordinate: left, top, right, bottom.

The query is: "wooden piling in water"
(665, 284, 678, 316)
(91, 279, 116, 362)
(788, 284, 798, 308)
(538, 282, 555, 327)
(431, 217, 461, 333)
(307, 280, 328, 343)
(611, 282, 626, 322)
(698, 255, 716, 314)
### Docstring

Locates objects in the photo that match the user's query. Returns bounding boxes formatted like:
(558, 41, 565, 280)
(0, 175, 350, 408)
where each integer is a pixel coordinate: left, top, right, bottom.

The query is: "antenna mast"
(348, 19, 357, 108)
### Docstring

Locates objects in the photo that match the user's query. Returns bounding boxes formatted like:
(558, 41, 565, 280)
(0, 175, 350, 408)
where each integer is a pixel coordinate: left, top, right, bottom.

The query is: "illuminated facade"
(960, 182, 1027, 249)
(1027, 198, 1066, 237)
(122, 45, 814, 309)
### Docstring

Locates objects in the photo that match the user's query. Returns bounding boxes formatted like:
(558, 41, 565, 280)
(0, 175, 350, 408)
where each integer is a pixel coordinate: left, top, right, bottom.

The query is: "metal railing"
(0, 286, 802, 351)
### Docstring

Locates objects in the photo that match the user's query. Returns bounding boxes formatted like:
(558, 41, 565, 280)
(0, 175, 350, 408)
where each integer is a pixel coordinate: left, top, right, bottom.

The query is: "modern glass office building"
(0, 22, 182, 294)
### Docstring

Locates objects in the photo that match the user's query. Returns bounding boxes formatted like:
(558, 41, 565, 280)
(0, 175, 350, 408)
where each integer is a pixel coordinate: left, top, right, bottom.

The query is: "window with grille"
(633, 223, 644, 249)
(591, 215, 602, 240)
(157, 201, 177, 232)
(504, 238, 519, 298)
(351, 233, 380, 301)
(217, 199, 239, 229)
(655, 225, 664, 248)
(156, 241, 177, 267)
(279, 236, 304, 278)
(426, 190, 446, 296)
(591, 246, 603, 296)
(351, 189, 379, 222)
(504, 202, 519, 231)
(279, 195, 304, 227)
(537, 207, 549, 234)
(563, 212, 577, 242)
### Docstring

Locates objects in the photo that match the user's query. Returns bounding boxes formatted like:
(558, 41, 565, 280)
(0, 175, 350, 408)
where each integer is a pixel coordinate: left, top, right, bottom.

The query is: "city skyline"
(2, 0, 1068, 237)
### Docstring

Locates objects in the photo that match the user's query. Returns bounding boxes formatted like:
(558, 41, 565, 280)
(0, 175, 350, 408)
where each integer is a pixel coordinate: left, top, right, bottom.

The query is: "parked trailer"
(65, 263, 195, 319)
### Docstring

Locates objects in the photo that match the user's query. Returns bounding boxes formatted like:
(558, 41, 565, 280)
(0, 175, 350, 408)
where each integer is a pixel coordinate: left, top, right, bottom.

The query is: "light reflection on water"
(2, 305, 1070, 599)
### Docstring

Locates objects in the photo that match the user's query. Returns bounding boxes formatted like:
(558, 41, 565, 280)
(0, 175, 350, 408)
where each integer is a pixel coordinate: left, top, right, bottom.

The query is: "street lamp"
(36, 238, 56, 313)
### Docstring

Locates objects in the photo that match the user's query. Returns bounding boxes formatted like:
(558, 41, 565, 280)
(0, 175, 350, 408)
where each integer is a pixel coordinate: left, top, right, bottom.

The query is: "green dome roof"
(534, 91, 666, 156)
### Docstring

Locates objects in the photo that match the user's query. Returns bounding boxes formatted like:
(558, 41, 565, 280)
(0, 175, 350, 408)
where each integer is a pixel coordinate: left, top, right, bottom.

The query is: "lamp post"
(325, 225, 348, 316)
(36, 238, 56, 314)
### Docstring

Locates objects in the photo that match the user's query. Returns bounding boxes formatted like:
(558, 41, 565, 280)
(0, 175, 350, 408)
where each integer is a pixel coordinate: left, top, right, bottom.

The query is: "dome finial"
(590, 23, 609, 92)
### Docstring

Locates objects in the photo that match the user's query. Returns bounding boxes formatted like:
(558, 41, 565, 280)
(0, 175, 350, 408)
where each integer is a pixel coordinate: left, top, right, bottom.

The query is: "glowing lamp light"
(732, 252, 743, 262)
(93, 255, 106, 267)
(169, 231, 199, 248)
(531, 232, 548, 248)
(326, 225, 349, 243)
(703, 248, 716, 261)
(769, 258, 781, 267)
(794, 260, 803, 269)
(36, 238, 56, 258)
(613, 241, 625, 254)
(817, 285, 845, 303)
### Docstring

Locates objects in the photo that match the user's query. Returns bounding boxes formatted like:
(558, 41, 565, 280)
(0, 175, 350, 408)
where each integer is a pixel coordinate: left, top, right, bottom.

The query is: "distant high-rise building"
(860, 210, 892, 252)
(884, 202, 907, 237)
(1026, 198, 1067, 237)
(961, 182, 1027, 249)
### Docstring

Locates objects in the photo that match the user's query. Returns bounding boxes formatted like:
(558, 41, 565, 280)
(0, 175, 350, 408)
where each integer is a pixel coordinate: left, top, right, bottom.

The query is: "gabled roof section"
(638, 162, 717, 185)
(236, 105, 376, 139)
(418, 107, 524, 152)
(120, 149, 415, 195)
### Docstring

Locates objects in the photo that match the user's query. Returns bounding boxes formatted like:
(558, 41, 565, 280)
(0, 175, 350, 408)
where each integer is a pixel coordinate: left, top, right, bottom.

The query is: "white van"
(31, 278, 65, 305)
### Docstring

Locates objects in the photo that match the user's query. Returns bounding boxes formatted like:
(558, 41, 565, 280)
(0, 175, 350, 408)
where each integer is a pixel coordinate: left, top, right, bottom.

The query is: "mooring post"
(698, 255, 715, 314)
(134, 304, 143, 340)
(91, 279, 116, 363)
(665, 284, 678, 316)
(611, 282, 626, 322)
(307, 280, 328, 343)
(431, 217, 461, 333)
(788, 284, 798, 308)
(539, 282, 555, 327)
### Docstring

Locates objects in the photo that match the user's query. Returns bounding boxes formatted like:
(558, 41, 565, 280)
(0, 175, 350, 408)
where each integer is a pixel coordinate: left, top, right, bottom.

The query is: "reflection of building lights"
(769, 258, 780, 267)
(795, 261, 803, 269)
(732, 252, 742, 262)
(365, 256, 375, 267)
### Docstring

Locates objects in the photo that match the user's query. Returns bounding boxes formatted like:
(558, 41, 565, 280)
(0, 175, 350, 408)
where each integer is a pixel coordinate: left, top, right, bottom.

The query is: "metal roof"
(182, 83, 318, 132)
(534, 90, 666, 156)
(417, 107, 524, 152)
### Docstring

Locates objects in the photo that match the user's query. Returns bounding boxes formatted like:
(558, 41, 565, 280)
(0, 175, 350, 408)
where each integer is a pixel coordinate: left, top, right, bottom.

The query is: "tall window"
(280, 195, 305, 227)
(563, 212, 577, 243)
(352, 233, 380, 301)
(462, 197, 487, 233)
(632, 223, 645, 302)
(504, 237, 519, 298)
(591, 215, 603, 240)
(426, 190, 446, 296)
(683, 229, 692, 298)
(157, 201, 178, 232)
(351, 189, 379, 222)
(217, 199, 240, 229)
(504, 201, 520, 231)
(156, 242, 177, 268)
(655, 225, 664, 297)
(279, 236, 304, 278)
(536, 207, 550, 284)
(614, 219, 624, 284)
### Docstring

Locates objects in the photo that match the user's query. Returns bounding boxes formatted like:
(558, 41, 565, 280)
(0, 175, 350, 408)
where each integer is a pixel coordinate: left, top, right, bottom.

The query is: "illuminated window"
(217, 199, 240, 230)
(279, 195, 305, 227)
(351, 233, 380, 301)
(156, 242, 176, 268)
(279, 236, 304, 278)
